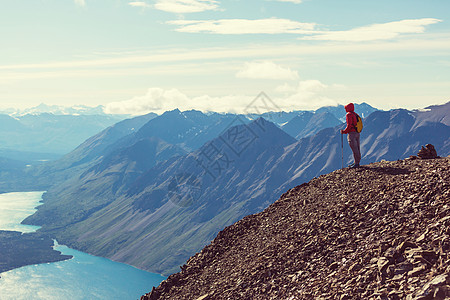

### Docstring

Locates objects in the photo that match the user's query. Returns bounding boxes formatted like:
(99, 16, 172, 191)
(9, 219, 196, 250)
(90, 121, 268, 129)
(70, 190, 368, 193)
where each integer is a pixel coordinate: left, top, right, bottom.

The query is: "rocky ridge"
(142, 157, 450, 299)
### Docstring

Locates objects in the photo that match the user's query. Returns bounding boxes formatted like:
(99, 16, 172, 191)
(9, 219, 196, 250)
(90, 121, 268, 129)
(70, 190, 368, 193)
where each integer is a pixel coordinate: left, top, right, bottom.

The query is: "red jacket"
(342, 103, 358, 134)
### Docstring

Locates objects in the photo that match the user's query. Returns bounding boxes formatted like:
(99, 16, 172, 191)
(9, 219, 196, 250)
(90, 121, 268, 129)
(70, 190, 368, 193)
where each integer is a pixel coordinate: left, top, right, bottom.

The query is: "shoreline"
(0, 230, 73, 277)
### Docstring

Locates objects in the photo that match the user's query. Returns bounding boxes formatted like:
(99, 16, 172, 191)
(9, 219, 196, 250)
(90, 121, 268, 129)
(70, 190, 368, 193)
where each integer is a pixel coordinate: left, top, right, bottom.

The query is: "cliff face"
(142, 157, 450, 300)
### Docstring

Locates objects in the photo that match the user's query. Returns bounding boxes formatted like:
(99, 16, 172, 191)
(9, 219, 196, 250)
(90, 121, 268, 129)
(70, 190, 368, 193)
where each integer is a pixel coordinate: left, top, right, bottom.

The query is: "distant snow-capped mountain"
(1, 103, 125, 117)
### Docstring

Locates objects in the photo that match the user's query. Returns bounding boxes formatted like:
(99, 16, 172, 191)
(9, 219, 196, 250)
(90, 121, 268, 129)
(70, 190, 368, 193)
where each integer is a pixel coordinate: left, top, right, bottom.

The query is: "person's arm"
(341, 113, 353, 134)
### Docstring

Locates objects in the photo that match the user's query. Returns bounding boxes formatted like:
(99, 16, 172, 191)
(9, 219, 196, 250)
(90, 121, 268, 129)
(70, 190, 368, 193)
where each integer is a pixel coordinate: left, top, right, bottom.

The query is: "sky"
(1, 0, 449, 115)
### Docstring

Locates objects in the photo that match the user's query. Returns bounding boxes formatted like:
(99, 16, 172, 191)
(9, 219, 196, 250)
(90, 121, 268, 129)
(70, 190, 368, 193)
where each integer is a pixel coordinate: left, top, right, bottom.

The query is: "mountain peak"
(142, 157, 450, 300)
(212, 116, 296, 155)
(163, 108, 182, 115)
(2, 103, 119, 117)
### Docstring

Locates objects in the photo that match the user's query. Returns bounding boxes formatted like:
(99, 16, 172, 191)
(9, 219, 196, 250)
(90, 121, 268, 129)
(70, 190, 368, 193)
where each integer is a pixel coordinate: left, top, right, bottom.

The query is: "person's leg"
(348, 132, 361, 166)
(355, 132, 361, 165)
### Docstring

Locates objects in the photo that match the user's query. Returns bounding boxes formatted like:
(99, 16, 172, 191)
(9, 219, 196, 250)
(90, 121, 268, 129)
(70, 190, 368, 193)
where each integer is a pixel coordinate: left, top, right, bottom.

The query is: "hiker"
(341, 103, 361, 168)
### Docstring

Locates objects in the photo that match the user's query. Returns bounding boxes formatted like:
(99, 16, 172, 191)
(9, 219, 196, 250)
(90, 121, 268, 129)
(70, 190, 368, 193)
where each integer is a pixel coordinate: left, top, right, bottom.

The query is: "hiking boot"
(351, 163, 360, 168)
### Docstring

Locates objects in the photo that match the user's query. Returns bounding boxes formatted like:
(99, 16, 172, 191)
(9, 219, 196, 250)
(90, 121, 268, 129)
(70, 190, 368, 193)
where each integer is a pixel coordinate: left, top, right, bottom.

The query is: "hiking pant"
(348, 132, 361, 164)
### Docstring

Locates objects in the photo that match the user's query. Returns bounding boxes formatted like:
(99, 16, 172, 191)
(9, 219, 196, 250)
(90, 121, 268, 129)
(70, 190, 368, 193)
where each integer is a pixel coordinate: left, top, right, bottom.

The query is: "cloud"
(168, 17, 441, 41)
(104, 79, 342, 115)
(273, 0, 302, 3)
(74, 0, 86, 6)
(273, 80, 347, 110)
(128, 1, 152, 8)
(277, 80, 341, 110)
(128, 0, 218, 13)
(304, 18, 442, 42)
(236, 61, 299, 80)
(104, 88, 254, 115)
(154, 0, 219, 13)
(276, 80, 328, 97)
(168, 18, 317, 34)
(275, 83, 297, 94)
(2, 34, 450, 75)
(105, 88, 190, 115)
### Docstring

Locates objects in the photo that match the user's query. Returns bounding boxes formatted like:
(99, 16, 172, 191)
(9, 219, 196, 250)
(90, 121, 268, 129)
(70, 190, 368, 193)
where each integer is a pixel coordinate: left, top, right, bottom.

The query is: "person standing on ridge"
(341, 103, 361, 168)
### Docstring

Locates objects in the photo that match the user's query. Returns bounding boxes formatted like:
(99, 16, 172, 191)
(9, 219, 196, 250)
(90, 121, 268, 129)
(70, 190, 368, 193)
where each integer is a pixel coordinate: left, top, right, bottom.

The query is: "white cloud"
(277, 80, 328, 99)
(275, 83, 297, 93)
(104, 88, 254, 115)
(154, 0, 219, 13)
(168, 18, 317, 34)
(296, 79, 327, 93)
(236, 61, 299, 80)
(104, 79, 343, 115)
(2, 35, 450, 75)
(168, 17, 441, 41)
(128, 0, 218, 12)
(274, 0, 302, 3)
(74, 0, 86, 7)
(105, 88, 189, 115)
(304, 18, 442, 42)
(274, 80, 343, 110)
(129, 1, 152, 8)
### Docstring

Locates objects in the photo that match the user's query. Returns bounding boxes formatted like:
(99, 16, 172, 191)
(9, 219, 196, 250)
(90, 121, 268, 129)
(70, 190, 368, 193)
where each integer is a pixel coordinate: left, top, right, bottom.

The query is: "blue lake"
(0, 192, 165, 300)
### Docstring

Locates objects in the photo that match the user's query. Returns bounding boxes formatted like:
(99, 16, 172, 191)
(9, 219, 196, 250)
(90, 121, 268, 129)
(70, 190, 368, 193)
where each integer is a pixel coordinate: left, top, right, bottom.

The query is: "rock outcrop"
(417, 144, 439, 159)
(141, 157, 450, 300)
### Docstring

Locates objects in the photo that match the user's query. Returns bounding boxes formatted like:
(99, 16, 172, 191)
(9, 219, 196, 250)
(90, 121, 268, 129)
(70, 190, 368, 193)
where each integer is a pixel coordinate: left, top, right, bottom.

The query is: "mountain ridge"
(141, 156, 450, 300)
(26, 117, 298, 275)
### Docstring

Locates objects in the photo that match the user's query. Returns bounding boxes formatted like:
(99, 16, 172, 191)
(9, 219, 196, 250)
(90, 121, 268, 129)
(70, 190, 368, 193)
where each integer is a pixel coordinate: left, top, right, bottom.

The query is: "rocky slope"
(142, 156, 450, 299)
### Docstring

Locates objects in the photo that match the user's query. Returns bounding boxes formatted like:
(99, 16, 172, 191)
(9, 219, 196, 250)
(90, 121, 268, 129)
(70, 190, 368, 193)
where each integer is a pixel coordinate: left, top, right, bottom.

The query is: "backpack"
(352, 112, 363, 133)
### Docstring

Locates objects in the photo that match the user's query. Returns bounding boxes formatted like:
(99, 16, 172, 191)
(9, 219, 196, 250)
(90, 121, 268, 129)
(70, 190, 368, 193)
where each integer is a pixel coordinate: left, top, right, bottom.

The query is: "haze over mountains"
(1, 103, 117, 117)
(17, 101, 450, 276)
(0, 104, 133, 160)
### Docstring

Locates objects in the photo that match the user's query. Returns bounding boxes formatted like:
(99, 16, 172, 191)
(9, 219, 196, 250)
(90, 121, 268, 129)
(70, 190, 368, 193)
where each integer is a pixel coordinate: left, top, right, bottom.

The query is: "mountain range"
(7, 103, 372, 192)
(0, 103, 374, 164)
(0, 112, 131, 159)
(20, 102, 449, 276)
(0, 103, 118, 117)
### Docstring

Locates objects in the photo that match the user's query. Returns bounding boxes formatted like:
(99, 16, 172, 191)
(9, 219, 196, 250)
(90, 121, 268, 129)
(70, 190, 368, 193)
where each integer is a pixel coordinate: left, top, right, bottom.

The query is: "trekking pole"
(341, 133, 344, 169)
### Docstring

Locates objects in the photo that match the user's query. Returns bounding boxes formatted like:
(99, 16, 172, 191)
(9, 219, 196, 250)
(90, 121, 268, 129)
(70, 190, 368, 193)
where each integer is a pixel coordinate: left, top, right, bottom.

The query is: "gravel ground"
(142, 157, 450, 300)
